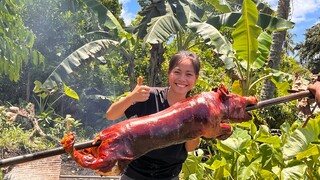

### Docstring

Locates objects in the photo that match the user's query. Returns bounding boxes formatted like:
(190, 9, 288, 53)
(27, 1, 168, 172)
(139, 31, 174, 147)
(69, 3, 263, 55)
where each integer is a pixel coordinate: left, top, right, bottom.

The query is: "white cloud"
(264, 0, 320, 42)
(121, 8, 136, 25)
(119, 0, 130, 4)
(291, 0, 320, 23)
(263, 0, 278, 8)
(264, 0, 320, 23)
(119, 0, 137, 25)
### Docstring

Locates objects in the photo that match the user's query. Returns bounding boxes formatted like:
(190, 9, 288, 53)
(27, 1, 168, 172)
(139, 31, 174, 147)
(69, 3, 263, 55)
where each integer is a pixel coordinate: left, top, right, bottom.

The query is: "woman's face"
(168, 58, 198, 96)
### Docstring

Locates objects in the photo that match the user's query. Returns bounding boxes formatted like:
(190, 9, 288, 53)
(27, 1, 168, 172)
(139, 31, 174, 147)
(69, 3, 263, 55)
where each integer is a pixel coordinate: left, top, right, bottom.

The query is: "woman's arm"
(106, 96, 136, 120)
(185, 137, 200, 152)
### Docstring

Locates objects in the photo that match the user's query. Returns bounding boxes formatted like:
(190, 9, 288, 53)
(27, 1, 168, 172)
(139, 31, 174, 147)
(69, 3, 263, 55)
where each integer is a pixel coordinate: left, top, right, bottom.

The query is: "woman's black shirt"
(124, 87, 188, 180)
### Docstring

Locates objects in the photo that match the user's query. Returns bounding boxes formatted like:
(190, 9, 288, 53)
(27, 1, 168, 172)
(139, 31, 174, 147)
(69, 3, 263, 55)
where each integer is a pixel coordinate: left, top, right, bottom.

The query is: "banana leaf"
(42, 39, 117, 89)
(206, 12, 294, 31)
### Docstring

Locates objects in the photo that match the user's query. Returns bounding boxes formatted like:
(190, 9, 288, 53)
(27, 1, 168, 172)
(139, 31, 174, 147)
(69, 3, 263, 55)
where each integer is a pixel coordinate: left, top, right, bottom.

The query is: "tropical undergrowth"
(182, 113, 320, 180)
(0, 103, 85, 159)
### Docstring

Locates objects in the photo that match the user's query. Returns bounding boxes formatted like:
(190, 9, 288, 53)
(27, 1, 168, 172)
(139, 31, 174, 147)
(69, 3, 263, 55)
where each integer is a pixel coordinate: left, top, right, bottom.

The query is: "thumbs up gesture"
(129, 76, 150, 103)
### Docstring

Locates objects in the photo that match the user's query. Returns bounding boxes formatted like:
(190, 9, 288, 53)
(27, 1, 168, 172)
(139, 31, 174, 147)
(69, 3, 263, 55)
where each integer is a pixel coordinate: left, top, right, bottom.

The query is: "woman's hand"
(308, 81, 320, 107)
(128, 76, 150, 103)
(106, 76, 150, 120)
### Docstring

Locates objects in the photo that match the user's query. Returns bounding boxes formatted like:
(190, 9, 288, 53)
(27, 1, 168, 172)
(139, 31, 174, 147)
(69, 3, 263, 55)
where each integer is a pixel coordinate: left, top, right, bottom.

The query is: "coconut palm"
(260, 0, 292, 100)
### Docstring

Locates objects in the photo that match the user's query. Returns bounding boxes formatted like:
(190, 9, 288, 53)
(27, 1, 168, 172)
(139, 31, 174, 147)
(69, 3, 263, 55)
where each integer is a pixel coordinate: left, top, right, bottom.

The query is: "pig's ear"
(212, 84, 229, 94)
(213, 84, 229, 101)
(218, 84, 229, 94)
(212, 87, 218, 92)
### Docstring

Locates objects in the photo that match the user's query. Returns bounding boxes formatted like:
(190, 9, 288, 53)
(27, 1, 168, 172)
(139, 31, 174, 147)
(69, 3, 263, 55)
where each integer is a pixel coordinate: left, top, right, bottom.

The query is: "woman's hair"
(168, 50, 200, 76)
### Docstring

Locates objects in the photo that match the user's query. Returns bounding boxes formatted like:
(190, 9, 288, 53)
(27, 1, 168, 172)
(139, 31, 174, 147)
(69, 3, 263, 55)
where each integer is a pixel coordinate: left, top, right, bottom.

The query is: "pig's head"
(202, 123, 234, 140)
(213, 84, 257, 123)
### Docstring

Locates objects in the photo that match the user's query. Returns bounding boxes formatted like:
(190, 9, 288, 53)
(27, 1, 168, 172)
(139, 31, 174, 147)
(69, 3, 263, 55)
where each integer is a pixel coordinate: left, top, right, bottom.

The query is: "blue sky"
(120, 0, 320, 44)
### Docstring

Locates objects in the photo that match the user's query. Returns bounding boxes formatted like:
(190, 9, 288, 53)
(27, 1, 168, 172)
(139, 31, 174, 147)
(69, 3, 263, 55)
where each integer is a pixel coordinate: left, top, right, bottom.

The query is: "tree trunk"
(26, 67, 31, 102)
(26, 103, 57, 143)
(128, 55, 135, 90)
(148, 43, 165, 87)
(260, 0, 290, 100)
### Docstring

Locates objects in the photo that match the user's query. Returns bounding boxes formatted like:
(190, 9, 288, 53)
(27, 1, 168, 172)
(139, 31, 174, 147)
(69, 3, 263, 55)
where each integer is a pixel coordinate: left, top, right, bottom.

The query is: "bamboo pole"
(0, 140, 101, 168)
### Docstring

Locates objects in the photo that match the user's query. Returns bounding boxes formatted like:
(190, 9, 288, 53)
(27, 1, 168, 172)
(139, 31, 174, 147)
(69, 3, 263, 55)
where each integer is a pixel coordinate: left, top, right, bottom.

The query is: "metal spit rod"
(0, 90, 314, 168)
(245, 90, 313, 111)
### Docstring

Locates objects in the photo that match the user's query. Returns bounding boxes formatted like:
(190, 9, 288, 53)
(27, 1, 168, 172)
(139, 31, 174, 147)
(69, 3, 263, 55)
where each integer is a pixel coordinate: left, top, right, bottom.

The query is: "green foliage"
(136, 0, 204, 43)
(255, 102, 301, 129)
(188, 22, 235, 69)
(1, 2, 318, 178)
(22, 0, 98, 59)
(232, 0, 261, 67)
(0, 0, 103, 103)
(0, 126, 47, 151)
(41, 39, 118, 89)
(206, 0, 232, 13)
(0, 106, 55, 152)
(183, 115, 320, 179)
(283, 115, 320, 160)
(186, 0, 294, 97)
(229, 0, 291, 96)
(193, 47, 232, 94)
(39, 0, 144, 93)
(298, 23, 320, 74)
(0, 103, 84, 157)
(33, 81, 85, 138)
(33, 80, 63, 114)
(182, 149, 211, 179)
(82, 0, 124, 32)
(255, 56, 312, 129)
(280, 56, 312, 78)
(0, 0, 44, 81)
(63, 83, 80, 100)
(145, 14, 183, 44)
(99, 0, 125, 26)
(38, 114, 82, 139)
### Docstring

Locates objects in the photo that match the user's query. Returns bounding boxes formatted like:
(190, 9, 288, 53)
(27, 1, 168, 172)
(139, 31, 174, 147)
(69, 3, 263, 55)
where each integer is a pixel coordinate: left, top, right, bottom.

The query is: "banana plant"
(40, 0, 142, 98)
(41, 39, 118, 89)
(134, 0, 294, 90)
(139, 0, 292, 48)
(187, 0, 294, 96)
(40, 0, 295, 97)
(136, 0, 204, 45)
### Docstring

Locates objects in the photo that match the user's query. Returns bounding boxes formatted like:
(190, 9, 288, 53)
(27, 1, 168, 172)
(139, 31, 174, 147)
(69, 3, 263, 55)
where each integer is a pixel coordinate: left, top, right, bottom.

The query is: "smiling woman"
(166, 52, 200, 105)
(105, 50, 202, 180)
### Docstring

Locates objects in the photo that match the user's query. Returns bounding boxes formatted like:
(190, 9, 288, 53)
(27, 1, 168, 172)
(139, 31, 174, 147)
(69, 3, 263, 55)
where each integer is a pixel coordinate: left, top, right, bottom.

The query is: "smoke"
(20, 0, 130, 134)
